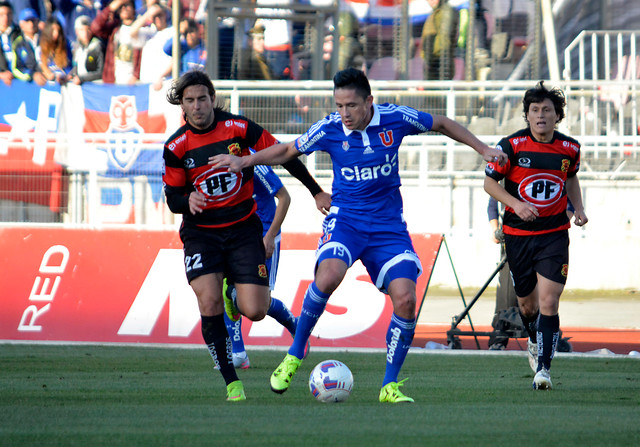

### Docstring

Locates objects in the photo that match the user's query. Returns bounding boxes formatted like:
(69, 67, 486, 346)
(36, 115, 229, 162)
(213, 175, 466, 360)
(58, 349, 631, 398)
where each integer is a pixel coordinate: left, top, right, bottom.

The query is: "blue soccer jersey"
(294, 103, 434, 219)
(253, 164, 283, 237)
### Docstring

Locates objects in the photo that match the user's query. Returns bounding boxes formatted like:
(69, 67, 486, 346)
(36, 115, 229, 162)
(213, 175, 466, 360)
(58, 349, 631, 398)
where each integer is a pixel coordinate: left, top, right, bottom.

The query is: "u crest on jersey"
(378, 130, 393, 147)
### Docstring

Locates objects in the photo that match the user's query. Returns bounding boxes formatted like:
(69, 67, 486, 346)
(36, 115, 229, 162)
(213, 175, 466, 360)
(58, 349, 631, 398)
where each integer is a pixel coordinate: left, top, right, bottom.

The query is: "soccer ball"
(308, 360, 353, 403)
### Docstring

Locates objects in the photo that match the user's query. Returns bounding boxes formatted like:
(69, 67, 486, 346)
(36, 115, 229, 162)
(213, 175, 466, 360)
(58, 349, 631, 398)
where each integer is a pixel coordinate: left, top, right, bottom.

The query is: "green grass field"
(1, 344, 638, 447)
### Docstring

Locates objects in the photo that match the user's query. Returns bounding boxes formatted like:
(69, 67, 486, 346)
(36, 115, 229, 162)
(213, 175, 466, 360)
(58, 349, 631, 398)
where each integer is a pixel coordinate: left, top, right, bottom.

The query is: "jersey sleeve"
(293, 117, 330, 154)
(162, 145, 189, 214)
(245, 119, 278, 151)
(485, 137, 511, 181)
(399, 106, 434, 135)
(567, 144, 581, 178)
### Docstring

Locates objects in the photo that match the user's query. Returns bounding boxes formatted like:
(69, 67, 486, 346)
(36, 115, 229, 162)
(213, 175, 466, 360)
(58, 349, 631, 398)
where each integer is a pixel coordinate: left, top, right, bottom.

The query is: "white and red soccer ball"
(309, 360, 353, 403)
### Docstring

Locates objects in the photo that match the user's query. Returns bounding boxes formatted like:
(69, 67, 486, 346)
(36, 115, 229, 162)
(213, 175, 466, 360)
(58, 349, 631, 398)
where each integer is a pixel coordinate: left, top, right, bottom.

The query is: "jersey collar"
(341, 103, 380, 136)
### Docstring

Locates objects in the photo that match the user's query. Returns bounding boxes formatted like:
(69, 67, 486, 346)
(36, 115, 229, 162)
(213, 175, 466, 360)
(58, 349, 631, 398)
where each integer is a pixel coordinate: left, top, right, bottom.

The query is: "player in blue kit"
(211, 68, 507, 402)
(223, 164, 307, 368)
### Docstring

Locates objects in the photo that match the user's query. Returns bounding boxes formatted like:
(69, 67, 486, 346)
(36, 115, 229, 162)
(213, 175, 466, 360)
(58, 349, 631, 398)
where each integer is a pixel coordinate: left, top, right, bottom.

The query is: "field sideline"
(1, 344, 638, 447)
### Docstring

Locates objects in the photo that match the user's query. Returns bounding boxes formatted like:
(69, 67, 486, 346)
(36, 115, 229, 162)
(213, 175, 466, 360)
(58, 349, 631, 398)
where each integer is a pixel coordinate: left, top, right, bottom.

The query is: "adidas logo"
(363, 146, 374, 154)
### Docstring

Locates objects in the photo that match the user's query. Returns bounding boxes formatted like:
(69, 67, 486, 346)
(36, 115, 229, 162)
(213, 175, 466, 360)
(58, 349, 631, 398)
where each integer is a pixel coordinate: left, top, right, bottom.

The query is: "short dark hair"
(333, 68, 371, 100)
(0, 0, 13, 11)
(166, 70, 215, 105)
(523, 80, 566, 123)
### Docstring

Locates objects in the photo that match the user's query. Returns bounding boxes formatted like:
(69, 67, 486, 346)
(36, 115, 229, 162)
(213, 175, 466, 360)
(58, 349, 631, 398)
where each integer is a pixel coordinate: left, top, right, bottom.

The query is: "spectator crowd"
(1, 0, 523, 87)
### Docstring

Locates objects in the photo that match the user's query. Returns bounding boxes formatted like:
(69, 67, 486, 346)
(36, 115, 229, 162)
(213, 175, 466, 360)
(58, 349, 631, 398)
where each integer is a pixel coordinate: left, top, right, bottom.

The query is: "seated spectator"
(0, 0, 19, 86)
(67, 15, 104, 84)
(91, 0, 148, 85)
(39, 16, 73, 84)
(162, 18, 206, 75)
(11, 7, 46, 85)
(135, 3, 173, 89)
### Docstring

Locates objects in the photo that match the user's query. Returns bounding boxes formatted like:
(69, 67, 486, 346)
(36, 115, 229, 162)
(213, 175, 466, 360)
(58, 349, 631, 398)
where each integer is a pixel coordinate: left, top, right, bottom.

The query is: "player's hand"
(512, 201, 539, 222)
(314, 191, 332, 215)
(209, 154, 244, 173)
(188, 191, 206, 215)
(263, 234, 275, 258)
(572, 209, 588, 227)
(483, 147, 507, 166)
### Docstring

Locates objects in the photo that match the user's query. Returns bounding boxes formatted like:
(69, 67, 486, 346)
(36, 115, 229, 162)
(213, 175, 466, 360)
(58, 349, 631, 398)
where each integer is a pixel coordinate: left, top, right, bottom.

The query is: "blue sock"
(223, 312, 245, 354)
(382, 313, 416, 386)
(288, 282, 329, 359)
(536, 313, 560, 371)
(267, 296, 297, 336)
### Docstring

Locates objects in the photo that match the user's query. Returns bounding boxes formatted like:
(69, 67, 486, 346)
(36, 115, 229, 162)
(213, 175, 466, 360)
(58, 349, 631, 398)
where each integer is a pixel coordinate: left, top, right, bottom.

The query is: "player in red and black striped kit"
(163, 70, 331, 401)
(484, 81, 588, 390)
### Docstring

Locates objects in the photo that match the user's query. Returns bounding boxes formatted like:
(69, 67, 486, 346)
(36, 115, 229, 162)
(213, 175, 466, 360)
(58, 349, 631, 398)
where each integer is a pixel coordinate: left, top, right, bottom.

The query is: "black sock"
(201, 314, 238, 386)
(519, 309, 539, 342)
(536, 313, 560, 371)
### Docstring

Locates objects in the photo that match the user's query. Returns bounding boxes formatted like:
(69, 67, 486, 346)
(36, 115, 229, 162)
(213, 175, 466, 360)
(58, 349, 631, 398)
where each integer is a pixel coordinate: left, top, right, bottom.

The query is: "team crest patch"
(342, 140, 349, 151)
(378, 130, 393, 147)
(228, 142, 241, 156)
(561, 263, 569, 277)
(561, 159, 570, 172)
(258, 264, 268, 278)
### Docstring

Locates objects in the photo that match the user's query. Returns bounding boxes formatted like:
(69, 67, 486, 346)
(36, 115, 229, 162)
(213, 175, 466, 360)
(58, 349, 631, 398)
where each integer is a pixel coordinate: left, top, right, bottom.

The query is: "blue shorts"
(266, 235, 280, 291)
(316, 208, 422, 293)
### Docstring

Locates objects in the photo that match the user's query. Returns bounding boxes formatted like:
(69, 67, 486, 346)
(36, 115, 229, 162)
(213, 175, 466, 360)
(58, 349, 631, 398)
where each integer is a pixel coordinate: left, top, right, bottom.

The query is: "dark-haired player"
(162, 70, 330, 401)
(211, 67, 506, 403)
(484, 81, 588, 390)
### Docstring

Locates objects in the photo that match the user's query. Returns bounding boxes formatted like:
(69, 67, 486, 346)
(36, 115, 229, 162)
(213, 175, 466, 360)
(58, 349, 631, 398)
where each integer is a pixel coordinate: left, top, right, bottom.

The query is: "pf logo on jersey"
(518, 173, 563, 207)
(193, 167, 242, 202)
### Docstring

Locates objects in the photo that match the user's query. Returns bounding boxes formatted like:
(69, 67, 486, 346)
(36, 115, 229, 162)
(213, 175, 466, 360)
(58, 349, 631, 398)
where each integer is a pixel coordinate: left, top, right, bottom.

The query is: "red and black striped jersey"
(485, 128, 581, 236)
(163, 109, 278, 228)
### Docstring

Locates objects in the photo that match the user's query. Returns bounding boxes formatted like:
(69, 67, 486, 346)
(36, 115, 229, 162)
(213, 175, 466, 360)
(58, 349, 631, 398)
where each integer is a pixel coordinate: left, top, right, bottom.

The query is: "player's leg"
(222, 311, 250, 369)
(505, 234, 540, 372)
(227, 214, 271, 322)
(380, 275, 417, 403)
(532, 231, 569, 389)
(180, 225, 244, 401)
(270, 213, 361, 394)
(270, 256, 349, 394)
(264, 238, 297, 336)
(363, 226, 420, 403)
(535, 274, 563, 369)
(190, 273, 244, 401)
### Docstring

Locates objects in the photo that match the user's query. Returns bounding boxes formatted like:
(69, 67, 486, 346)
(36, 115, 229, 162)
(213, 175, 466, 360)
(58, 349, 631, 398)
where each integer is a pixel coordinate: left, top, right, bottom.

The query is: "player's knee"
(242, 306, 267, 321)
(391, 290, 416, 317)
(315, 259, 348, 293)
(519, 301, 539, 318)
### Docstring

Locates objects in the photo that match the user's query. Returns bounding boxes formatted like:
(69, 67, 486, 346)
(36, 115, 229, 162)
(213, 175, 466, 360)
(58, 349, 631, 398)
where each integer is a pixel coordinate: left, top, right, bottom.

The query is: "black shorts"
(179, 213, 269, 286)
(504, 230, 570, 297)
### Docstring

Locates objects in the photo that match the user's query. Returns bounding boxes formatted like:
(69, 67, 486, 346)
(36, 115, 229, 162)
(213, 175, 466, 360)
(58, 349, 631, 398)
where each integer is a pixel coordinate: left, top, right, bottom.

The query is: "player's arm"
(264, 185, 291, 258)
(431, 115, 507, 165)
(210, 141, 299, 172)
(484, 176, 539, 222)
(163, 147, 205, 215)
(565, 175, 588, 226)
(210, 141, 331, 214)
